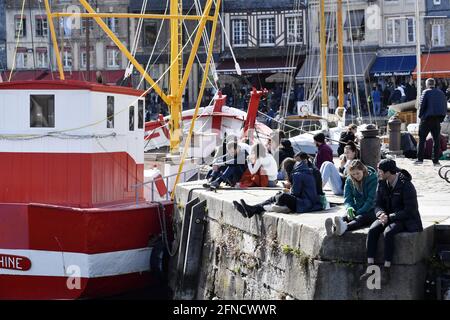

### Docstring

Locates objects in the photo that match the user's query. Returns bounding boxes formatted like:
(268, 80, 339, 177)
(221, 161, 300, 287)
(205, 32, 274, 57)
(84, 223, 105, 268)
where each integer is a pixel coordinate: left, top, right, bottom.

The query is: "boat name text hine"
(0, 254, 32, 271)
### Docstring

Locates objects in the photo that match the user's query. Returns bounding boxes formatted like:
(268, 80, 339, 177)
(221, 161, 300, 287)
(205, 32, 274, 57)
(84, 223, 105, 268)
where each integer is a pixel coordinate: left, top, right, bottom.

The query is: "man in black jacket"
(337, 124, 357, 156)
(360, 159, 423, 285)
(415, 78, 448, 166)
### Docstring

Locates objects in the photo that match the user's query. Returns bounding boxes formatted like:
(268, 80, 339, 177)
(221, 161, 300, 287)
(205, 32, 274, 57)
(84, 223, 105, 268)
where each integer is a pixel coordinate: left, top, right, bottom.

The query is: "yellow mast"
(319, 0, 328, 122)
(44, 0, 64, 80)
(337, 0, 344, 115)
(169, 0, 183, 154)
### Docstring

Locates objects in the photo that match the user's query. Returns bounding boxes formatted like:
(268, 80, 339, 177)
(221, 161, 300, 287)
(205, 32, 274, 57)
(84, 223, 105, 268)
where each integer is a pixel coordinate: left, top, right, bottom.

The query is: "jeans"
(257, 192, 297, 212)
(366, 220, 405, 262)
(373, 101, 381, 116)
(417, 116, 442, 163)
(320, 161, 344, 195)
(343, 211, 376, 232)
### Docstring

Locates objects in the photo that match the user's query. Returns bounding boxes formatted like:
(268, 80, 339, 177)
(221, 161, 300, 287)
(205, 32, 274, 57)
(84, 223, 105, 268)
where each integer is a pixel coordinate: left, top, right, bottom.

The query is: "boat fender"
(153, 166, 168, 197)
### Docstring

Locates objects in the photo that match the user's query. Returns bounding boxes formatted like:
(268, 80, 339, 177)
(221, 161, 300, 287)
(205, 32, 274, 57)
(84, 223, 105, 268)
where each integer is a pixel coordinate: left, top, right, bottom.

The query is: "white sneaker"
(271, 205, 291, 213)
(263, 204, 274, 212)
(325, 218, 334, 236)
(334, 216, 347, 236)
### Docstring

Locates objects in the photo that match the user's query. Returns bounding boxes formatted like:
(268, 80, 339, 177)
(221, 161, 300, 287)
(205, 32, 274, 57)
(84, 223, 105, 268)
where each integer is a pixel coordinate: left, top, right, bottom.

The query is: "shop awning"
(295, 52, 375, 81)
(216, 58, 297, 75)
(370, 55, 416, 77)
(412, 53, 450, 79)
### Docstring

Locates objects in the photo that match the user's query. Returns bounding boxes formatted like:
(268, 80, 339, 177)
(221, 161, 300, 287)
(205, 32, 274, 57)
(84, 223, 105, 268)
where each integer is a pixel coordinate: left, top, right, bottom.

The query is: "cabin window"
(129, 105, 135, 131)
(107, 96, 114, 128)
(30, 95, 55, 128)
(138, 100, 144, 129)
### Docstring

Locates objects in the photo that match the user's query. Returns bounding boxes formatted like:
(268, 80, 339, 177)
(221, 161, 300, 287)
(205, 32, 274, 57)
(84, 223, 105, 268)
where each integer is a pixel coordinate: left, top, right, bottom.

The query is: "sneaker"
(325, 218, 334, 237)
(381, 267, 391, 286)
(334, 216, 347, 236)
(433, 161, 441, 167)
(413, 160, 423, 165)
(233, 200, 247, 218)
(263, 204, 274, 212)
(202, 183, 210, 188)
(271, 205, 291, 213)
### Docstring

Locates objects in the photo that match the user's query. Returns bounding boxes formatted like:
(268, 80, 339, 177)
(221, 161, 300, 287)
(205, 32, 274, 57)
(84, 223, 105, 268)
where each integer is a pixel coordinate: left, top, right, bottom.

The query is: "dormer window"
(30, 95, 55, 128)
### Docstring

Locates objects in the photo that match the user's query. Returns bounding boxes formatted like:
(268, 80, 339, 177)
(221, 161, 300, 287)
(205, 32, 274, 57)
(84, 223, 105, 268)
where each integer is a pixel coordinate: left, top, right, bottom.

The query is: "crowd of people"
(201, 119, 430, 284)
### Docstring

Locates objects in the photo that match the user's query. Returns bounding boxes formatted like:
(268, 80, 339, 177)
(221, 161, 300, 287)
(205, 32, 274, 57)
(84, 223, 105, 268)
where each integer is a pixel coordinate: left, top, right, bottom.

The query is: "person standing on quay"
(415, 78, 448, 166)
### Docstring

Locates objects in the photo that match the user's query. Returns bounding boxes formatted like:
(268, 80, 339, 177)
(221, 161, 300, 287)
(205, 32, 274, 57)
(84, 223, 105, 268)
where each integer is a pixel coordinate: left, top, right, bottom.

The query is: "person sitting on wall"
(337, 124, 358, 156)
(359, 159, 423, 285)
(233, 155, 323, 217)
(204, 141, 248, 189)
(324, 160, 378, 237)
(320, 141, 359, 196)
(314, 132, 334, 171)
(424, 133, 448, 161)
(239, 142, 278, 188)
(294, 151, 324, 199)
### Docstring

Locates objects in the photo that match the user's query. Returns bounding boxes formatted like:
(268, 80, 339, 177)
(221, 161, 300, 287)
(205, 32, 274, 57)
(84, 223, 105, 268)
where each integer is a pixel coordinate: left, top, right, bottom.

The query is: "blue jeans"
(320, 161, 344, 195)
(373, 101, 381, 116)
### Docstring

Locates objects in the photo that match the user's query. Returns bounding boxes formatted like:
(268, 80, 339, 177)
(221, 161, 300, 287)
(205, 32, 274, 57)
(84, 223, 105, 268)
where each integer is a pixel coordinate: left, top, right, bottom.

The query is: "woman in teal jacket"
(325, 160, 378, 236)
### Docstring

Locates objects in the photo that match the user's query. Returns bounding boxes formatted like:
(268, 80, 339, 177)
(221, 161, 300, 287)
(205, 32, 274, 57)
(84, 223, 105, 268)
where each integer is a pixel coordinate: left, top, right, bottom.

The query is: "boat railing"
(132, 166, 204, 204)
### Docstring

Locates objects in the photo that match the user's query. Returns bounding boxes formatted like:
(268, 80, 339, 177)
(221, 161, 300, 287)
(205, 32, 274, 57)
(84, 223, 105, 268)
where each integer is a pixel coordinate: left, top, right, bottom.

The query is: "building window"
(259, 18, 275, 46)
(16, 51, 27, 68)
(63, 49, 72, 70)
(386, 18, 401, 44)
(36, 49, 48, 68)
(35, 17, 48, 37)
(30, 95, 55, 128)
(432, 24, 445, 47)
(80, 47, 94, 69)
(232, 19, 248, 46)
(433, 0, 441, 5)
(138, 100, 144, 129)
(81, 18, 94, 33)
(406, 18, 415, 43)
(286, 16, 303, 44)
(107, 48, 120, 68)
(15, 17, 26, 37)
(107, 96, 114, 129)
(143, 23, 157, 47)
(129, 105, 135, 131)
(107, 17, 119, 33)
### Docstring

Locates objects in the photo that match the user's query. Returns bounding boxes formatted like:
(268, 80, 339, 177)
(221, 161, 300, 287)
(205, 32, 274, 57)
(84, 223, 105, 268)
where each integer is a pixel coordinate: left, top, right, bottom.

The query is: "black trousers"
(417, 116, 442, 163)
(257, 192, 297, 213)
(343, 211, 376, 232)
(366, 220, 405, 262)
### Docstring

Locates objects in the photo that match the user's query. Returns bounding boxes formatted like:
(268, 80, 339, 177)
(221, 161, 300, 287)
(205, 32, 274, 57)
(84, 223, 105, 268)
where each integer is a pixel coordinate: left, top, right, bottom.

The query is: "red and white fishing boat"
(0, 80, 173, 299)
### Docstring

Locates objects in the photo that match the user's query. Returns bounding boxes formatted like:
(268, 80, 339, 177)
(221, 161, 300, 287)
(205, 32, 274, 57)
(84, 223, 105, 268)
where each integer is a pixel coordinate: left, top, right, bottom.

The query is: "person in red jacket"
(313, 133, 333, 171)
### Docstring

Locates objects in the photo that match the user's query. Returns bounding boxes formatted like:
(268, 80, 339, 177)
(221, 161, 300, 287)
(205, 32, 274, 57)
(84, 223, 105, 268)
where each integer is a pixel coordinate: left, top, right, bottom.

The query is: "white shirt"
(247, 154, 278, 181)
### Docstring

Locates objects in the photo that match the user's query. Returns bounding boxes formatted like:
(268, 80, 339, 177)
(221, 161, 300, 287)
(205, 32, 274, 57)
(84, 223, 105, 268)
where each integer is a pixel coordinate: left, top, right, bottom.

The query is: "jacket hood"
(293, 161, 313, 174)
(398, 169, 412, 182)
(281, 139, 292, 149)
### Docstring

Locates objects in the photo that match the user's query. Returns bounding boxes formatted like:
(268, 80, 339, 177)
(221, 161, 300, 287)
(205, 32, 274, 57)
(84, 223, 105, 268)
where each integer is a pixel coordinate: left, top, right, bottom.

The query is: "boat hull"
(0, 201, 173, 300)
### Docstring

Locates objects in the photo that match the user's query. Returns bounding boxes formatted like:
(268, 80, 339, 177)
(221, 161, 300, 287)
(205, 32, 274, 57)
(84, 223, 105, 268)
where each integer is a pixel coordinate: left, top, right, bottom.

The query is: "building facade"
(5, 0, 129, 83)
(424, 0, 450, 51)
(0, 0, 6, 73)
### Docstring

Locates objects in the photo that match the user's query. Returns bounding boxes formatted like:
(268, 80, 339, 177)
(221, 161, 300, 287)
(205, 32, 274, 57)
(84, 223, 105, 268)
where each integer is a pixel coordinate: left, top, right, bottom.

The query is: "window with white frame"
(386, 18, 401, 44)
(287, 16, 303, 44)
(259, 18, 275, 46)
(36, 49, 48, 68)
(432, 24, 445, 47)
(16, 50, 27, 68)
(15, 17, 26, 37)
(107, 17, 119, 33)
(80, 48, 94, 69)
(232, 19, 248, 46)
(406, 17, 415, 43)
(63, 49, 72, 69)
(433, 0, 441, 5)
(81, 18, 94, 33)
(36, 17, 48, 37)
(107, 48, 120, 68)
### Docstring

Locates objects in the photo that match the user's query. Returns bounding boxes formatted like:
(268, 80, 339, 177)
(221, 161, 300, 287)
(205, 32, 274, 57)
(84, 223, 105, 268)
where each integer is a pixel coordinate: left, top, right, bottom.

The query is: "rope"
(8, 0, 26, 82)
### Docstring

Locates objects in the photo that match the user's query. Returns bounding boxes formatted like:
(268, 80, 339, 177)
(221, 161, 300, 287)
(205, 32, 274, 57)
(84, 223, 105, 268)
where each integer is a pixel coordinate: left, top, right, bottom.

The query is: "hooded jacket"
(343, 166, 378, 216)
(375, 169, 423, 232)
(290, 161, 323, 213)
(274, 139, 295, 169)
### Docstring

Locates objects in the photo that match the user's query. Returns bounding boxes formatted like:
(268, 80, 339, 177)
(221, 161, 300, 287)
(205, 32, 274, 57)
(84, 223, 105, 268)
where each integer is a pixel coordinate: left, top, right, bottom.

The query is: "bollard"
(360, 124, 381, 170)
(388, 116, 402, 154)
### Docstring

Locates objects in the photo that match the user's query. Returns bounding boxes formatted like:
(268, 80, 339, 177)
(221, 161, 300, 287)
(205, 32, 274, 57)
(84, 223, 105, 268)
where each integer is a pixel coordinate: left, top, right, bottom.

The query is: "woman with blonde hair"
(325, 160, 378, 236)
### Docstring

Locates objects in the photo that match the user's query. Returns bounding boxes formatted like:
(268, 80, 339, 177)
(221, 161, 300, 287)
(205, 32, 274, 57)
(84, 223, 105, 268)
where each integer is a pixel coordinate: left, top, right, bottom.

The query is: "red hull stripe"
(0, 272, 156, 300)
(0, 202, 173, 254)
